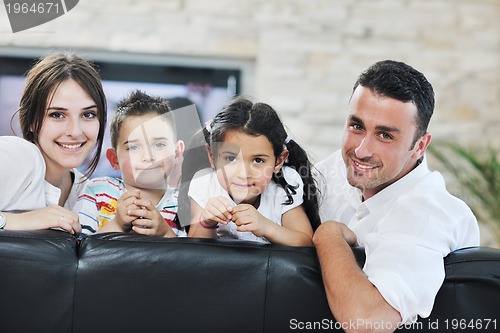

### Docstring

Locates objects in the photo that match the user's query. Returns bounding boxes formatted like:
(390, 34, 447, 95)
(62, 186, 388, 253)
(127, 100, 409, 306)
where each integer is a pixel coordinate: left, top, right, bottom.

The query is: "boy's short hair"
(110, 90, 176, 149)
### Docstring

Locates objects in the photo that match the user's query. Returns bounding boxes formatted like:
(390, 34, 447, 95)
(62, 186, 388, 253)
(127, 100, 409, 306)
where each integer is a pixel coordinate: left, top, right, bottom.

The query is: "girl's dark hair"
(17, 52, 107, 179)
(179, 96, 320, 230)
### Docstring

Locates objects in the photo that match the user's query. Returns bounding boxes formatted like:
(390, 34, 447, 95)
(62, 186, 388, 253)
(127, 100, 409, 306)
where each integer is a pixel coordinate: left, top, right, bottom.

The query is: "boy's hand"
(129, 198, 176, 237)
(200, 196, 233, 228)
(231, 204, 273, 237)
(114, 190, 141, 232)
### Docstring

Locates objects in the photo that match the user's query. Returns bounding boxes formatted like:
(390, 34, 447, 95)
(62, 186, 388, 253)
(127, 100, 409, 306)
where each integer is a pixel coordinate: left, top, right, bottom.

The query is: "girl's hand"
(200, 196, 233, 228)
(4, 205, 81, 235)
(114, 190, 141, 232)
(232, 205, 314, 246)
(231, 204, 273, 237)
(128, 198, 176, 237)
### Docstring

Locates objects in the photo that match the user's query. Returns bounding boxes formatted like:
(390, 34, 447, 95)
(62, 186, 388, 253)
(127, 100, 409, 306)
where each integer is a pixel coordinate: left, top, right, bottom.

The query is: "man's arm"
(313, 221, 401, 333)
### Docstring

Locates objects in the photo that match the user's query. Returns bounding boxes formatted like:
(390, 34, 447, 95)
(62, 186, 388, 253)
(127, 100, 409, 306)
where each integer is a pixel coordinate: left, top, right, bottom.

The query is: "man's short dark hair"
(353, 60, 435, 146)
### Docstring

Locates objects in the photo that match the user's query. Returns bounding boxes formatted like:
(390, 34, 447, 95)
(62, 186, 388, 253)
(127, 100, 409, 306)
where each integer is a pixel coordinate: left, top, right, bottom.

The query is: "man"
(313, 60, 479, 333)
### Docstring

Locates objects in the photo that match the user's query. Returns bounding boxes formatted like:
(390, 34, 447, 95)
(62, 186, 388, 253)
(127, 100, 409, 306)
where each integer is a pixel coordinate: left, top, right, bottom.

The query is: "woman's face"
(37, 79, 100, 174)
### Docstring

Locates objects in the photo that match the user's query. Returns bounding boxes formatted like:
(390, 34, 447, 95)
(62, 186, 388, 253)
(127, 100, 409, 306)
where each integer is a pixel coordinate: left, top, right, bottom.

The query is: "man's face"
(341, 86, 430, 199)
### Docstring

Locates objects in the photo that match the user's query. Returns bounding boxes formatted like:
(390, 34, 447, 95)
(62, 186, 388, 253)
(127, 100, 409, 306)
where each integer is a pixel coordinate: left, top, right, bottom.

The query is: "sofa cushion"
(0, 230, 78, 333)
(73, 233, 354, 333)
(1, 230, 499, 333)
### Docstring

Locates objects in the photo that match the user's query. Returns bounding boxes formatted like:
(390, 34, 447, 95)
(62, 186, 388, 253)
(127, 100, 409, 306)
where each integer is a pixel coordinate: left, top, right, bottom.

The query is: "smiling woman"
(38, 79, 100, 199)
(0, 52, 107, 233)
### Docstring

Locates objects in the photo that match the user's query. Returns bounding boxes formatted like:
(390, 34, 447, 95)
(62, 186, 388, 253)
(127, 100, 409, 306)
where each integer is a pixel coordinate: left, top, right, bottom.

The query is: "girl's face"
(37, 79, 100, 175)
(210, 130, 287, 206)
(108, 114, 181, 191)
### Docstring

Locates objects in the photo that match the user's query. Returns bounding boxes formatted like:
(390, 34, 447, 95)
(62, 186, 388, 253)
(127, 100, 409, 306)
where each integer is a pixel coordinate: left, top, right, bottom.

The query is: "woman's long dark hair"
(17, 53, 107, 179)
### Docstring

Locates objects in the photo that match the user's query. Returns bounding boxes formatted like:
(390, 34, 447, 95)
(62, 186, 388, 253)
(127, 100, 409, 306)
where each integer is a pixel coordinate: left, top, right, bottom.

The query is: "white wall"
(1, 0, 498, 160)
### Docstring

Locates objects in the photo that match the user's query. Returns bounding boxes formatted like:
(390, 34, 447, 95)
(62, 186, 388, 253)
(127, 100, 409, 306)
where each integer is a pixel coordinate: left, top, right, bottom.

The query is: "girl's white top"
(188, 166, 304, 243)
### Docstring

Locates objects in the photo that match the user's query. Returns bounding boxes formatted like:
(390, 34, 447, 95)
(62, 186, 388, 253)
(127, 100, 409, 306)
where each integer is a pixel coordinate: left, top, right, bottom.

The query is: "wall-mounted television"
(0, 52, 246, 177)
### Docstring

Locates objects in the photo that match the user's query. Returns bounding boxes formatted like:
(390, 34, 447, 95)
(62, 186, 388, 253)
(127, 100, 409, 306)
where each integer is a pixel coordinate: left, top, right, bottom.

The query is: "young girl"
(186, 97, 320, 246)
(0, 53, 106, 234)
(75, 90, 185, 237)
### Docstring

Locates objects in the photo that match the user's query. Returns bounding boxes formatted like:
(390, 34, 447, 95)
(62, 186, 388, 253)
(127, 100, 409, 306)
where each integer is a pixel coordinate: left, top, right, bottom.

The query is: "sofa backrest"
(1, 230, 499, 333)
(73, 234, 337, 333)
(0, 230, 78, 333)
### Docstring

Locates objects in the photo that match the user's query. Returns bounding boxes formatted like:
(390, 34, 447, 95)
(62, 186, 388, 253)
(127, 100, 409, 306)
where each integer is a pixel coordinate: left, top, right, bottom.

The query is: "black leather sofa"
(1, 229, 499, 333)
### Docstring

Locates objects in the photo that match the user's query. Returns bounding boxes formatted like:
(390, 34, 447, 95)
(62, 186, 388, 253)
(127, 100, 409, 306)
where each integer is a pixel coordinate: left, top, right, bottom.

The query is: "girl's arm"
(275, 205, 313, 246)
(232, 204, 313, 246)
(187, 200, 218, 238)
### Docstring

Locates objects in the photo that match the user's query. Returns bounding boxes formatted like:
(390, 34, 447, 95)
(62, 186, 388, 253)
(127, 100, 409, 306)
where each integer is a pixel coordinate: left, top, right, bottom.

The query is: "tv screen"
(0, 55, 241, 177)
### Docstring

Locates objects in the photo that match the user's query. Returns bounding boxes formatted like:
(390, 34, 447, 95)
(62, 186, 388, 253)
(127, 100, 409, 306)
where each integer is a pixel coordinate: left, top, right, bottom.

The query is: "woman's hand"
(3, 205, 81, 235)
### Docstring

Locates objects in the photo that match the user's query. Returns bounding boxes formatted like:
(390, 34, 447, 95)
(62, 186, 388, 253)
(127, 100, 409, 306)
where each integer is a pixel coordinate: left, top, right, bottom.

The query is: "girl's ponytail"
(276, 139, 321, 231)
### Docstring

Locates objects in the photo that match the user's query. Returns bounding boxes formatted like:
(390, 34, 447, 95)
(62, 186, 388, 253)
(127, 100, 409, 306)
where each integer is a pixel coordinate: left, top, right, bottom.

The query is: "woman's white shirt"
(0, 136, 47, 212)
(1, 136, 87, 211)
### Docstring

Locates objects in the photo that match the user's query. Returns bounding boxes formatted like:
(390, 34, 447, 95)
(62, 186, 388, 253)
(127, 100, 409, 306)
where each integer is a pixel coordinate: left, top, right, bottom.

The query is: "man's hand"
(314, 221, 358, 247)
(313, 221, 401, 333)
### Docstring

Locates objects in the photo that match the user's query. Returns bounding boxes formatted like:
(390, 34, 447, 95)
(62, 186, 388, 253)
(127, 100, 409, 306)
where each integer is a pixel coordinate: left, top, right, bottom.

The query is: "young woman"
(0, 53, 107, 234)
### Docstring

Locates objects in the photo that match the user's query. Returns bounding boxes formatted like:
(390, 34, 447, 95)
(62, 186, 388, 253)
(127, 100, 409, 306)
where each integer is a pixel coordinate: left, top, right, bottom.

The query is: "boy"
(75, 90, 185, 237)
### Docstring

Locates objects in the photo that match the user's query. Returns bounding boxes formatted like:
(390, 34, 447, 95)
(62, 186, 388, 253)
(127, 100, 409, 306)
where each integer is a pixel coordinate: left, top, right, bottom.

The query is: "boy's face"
(107, 114, 181, 191)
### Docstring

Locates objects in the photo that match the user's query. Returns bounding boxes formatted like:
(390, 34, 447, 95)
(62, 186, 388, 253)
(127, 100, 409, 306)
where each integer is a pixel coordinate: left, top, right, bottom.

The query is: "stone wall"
(1, 0, 498, 160)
